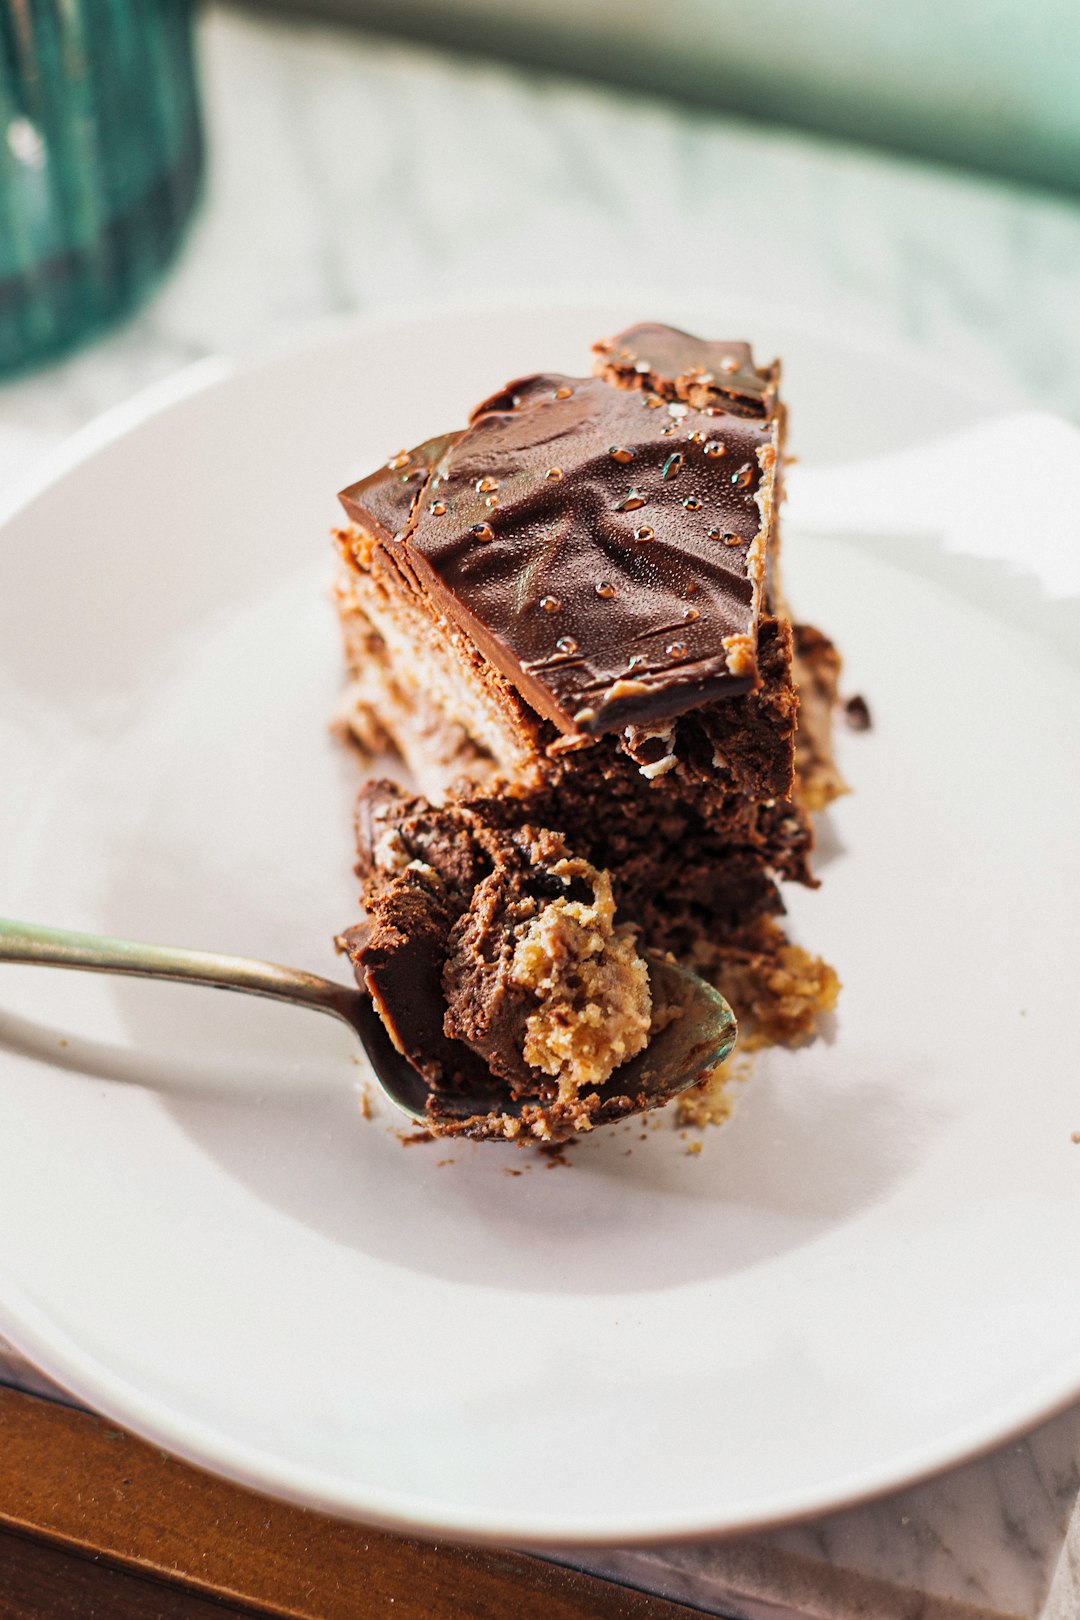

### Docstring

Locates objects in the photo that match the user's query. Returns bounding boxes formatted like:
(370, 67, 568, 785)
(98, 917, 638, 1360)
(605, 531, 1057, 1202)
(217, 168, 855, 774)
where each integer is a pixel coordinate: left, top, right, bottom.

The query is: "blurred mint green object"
(284, 0, 1077, 194)
(0, 0, 202, 376)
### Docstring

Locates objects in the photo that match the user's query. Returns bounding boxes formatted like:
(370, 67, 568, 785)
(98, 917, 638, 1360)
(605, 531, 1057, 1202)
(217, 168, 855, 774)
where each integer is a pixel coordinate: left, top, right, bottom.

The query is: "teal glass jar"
(0, 0, 203, 376)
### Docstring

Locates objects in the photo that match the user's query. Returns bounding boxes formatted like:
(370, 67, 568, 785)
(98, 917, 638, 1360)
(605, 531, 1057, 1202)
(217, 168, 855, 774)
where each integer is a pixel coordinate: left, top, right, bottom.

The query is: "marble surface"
(3, 6, 1080, 1618)
(565, 1408, 1080, 1620)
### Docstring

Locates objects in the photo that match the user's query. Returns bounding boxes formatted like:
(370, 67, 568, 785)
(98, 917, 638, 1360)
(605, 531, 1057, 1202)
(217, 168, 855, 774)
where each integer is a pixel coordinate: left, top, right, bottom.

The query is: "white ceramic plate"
(2, 303, 1079, 1547)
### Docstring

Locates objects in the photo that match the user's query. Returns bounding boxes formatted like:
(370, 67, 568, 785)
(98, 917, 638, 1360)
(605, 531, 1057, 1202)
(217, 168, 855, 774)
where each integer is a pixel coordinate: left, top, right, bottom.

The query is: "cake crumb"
(358, 1086, 373, 1120)
(793, 622, 848, 810)
(755, 944, 840, 1043)
(510, 864, 651, 1098)
(398, 1129, 434, 1146)
(676, 1055, 742, 1128)
(686, 1140, 703, 1156)
(678, 918, 838, 1131)
(722, 633, 756, 678)
(1071, 1132, 1080, 1145)
(844, 694, 872, 731)
(706, 918, 839, 1047)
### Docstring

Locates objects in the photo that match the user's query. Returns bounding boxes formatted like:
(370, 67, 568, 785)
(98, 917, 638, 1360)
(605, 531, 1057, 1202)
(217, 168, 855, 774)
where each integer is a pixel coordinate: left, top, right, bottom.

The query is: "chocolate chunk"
(338, 872, 491, 1092)
(844, 694, 872, 731)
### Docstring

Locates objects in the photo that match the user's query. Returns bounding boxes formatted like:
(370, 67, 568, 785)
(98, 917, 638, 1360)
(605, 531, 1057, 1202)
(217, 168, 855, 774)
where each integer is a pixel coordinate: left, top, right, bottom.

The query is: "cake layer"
(334, 561, 814, 952)
(333, 526, 543, 795)
(336, 541, 802, 801)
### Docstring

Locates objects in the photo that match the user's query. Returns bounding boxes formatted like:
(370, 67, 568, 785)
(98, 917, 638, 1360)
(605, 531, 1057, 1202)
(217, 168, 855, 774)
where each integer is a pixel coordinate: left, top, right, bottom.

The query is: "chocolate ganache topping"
(340, 431, 463, 544)
(339, 325, 781, 739)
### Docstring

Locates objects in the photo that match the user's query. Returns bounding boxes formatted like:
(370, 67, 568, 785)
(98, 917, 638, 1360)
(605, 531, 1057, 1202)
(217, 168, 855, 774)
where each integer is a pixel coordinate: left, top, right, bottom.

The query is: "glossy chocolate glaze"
(339, 431, 461, 541)
(338, 325, 781, 738)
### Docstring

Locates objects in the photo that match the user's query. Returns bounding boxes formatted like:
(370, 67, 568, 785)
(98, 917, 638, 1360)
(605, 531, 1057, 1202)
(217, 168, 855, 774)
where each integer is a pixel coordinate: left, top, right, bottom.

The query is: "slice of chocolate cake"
(333, 323, 843, 1137)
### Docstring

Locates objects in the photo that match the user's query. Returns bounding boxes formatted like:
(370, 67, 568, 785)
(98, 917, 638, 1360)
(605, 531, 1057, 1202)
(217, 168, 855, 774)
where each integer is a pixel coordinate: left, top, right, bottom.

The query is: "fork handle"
(0, 917, 363, 1027)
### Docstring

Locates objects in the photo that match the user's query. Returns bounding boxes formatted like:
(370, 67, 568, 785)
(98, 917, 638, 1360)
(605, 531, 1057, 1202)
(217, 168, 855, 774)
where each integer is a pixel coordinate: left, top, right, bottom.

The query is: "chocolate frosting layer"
(339, 431, 461, 542)
(338, 325, 780, 738)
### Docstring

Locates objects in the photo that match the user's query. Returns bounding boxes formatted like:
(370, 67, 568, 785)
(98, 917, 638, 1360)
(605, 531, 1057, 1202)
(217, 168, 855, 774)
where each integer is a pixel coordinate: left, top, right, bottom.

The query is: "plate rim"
(5, 1266, 1080, 1549)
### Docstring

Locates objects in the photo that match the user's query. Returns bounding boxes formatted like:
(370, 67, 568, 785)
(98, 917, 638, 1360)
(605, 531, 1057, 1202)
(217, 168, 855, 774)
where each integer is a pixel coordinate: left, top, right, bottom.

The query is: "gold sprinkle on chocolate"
(605, 678, 650, 700)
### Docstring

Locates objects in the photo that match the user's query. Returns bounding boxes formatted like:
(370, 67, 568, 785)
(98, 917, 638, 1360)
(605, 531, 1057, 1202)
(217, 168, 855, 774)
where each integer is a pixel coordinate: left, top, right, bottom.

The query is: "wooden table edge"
(0, 1386, 705, 1619)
